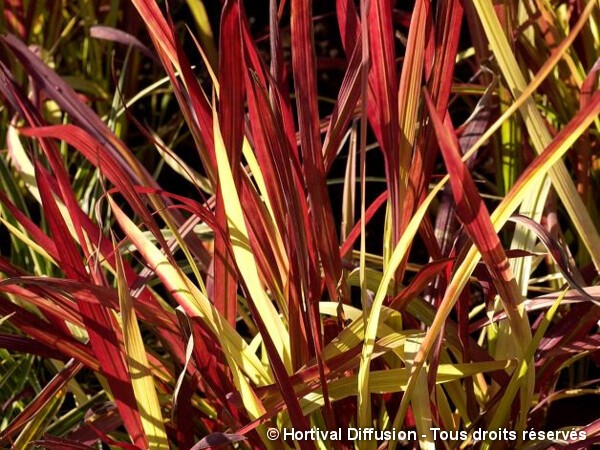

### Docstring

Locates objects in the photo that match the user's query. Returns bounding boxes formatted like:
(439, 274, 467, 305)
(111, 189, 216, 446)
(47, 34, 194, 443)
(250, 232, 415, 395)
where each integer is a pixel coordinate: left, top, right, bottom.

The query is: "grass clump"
(0, 0, 599, 449)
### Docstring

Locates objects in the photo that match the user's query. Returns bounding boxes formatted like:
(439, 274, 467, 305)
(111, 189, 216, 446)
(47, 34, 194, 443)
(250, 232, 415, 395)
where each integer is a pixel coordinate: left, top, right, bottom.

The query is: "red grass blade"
(0, 332, 65, 360)
(245, 73, 315, 368)
(367, 0, 401, 245)
(211, 0, 247, 323)
(33, 161, 148, 448)
(389, 258, 454, 310)
(423, 90, 532, 348)
(323, 42, 363, 170)
(291, 0, 346, 303)
(340, 191, 388, 258)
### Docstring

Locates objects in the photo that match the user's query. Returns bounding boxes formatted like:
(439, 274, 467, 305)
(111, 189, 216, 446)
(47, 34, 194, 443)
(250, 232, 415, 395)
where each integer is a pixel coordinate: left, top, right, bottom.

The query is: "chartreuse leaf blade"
(284, 359, 515, 424)
(212, 107, 291, 371)
(472, 0, 600, 271)
(406, 336, 435, 450)
(115, 248, 169, 450)
(13, 388, 65, 450)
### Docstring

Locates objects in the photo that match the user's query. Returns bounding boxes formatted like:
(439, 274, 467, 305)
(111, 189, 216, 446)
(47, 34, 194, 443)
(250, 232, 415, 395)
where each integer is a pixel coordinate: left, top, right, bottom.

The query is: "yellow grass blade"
(472, 0, 600, 271)
(0, 218, 56, 266)
(212, 108, 291, 371)
(115, 248, 170, 450)
(406, 336, 435, 450)
(184, 0, 217, 69)
(7, 124, 40, 202)
(394, 0, 428, 243)
(152, 132, 214, 194)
